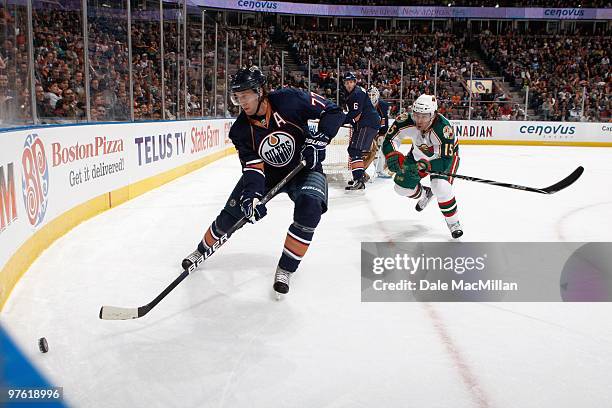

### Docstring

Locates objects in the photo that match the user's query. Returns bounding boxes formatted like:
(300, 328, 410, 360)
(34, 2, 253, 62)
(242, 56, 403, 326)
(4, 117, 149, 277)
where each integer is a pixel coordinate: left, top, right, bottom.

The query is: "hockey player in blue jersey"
(342, 72, 381, 190)
(182, 66, 345, 296)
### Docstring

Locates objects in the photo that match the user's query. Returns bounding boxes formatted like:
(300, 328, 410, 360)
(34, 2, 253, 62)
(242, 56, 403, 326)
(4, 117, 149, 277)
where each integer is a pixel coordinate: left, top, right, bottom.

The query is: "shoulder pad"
(431, 114, 454, 139)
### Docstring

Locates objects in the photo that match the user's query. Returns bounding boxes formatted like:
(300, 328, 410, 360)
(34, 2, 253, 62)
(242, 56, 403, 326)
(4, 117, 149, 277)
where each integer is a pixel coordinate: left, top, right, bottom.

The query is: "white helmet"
(368, 87, 380, 106)
(412, 94, 438, 114)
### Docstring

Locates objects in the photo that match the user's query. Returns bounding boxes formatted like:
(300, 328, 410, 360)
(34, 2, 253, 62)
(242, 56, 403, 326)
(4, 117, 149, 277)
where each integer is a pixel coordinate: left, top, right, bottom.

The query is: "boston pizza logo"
(258, 131, 295, 167)
(21, 133, 49, 227)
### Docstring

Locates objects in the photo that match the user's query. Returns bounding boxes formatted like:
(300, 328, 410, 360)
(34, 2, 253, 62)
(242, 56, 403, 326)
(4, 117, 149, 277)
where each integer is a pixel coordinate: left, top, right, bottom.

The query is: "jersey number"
(310, 92, 327, 108)
(353, 102, 359, 110)
(443, 143, 456, 156)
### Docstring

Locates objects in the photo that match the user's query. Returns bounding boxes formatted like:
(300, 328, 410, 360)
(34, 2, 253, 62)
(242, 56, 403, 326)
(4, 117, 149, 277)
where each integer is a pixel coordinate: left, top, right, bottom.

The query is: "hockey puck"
(38, 337, 49, 353)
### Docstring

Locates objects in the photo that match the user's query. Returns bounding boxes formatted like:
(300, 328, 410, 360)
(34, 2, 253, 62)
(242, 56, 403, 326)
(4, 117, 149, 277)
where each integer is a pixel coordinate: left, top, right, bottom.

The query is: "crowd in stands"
(286, 28, 491, 119)
(479, 30, 610, 122)
(0, 2, 608, 126)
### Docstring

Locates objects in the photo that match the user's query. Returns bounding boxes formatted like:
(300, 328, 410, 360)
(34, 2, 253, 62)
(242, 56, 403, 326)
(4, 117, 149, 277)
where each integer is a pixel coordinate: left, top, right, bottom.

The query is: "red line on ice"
(422, 303, 492, 408)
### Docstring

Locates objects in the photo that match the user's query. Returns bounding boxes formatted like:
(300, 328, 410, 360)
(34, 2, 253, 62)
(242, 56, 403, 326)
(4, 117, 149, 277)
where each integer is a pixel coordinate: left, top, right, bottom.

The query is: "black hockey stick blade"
(540, 166, 584, 194)
(430, 166, 584, 195)
(99, 161, 306, 320)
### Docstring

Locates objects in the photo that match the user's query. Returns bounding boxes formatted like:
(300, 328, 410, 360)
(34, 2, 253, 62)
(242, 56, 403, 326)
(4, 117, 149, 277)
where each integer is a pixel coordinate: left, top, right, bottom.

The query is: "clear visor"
(230, 89, 259, 106)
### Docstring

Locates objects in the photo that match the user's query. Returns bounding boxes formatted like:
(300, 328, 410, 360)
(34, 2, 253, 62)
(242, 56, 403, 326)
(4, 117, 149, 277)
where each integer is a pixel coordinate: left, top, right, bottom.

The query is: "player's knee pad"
(216, 206, 242, 233)
(430, 178, 454, 201)
(293, 194, 322, 229)
(347, 146, 363, 160)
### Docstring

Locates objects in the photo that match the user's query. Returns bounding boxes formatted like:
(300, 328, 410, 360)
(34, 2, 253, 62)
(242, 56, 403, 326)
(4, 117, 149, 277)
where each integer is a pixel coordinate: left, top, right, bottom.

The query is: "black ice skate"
(447, 221, 463, 239)
(345, 178, 366, 190)
(182, 248, 204, 270)
(273, 267, 292, 299)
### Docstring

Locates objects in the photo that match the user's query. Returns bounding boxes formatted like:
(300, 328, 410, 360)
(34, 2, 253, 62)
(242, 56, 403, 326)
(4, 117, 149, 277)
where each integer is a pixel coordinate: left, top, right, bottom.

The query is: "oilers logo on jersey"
(258, 131, 296, 167)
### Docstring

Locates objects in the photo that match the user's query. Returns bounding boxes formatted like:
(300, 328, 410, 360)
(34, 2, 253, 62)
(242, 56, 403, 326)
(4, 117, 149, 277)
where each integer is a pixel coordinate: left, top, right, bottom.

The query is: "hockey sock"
(279, 222, 315, 272)
(198, 220, 226, 253)
(438, 197, 459, 224)
(350, 158, 365, 181)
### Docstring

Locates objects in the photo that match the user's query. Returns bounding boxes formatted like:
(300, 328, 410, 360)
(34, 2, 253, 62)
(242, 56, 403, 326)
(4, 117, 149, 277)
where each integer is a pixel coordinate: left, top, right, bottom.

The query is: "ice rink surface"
(2, 145, 612, 407)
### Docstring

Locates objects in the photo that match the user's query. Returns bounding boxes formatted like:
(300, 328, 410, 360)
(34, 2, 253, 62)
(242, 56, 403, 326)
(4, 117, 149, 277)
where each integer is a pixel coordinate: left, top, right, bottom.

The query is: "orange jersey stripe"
(246, 162, 264, 171)
(284, 234, 309, 258)
(203, 227, 216, 248)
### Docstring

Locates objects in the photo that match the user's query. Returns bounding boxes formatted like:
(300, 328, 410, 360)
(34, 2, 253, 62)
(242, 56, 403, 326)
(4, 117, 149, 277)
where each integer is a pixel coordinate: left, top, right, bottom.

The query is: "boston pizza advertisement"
(0, 119, 234, 300)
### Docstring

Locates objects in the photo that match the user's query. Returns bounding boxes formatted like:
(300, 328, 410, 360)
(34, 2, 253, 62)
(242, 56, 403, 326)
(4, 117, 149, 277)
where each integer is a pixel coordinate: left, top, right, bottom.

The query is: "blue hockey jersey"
(229, 88, 345, 187)
(376, 99, 390, 135)
(344, 86, 381, 130)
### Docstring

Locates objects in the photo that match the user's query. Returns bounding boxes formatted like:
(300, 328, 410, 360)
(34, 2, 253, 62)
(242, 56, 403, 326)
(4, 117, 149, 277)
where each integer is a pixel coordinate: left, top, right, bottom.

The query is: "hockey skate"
(347, 172, 370, 186)
(273, 267, 292, 299)
(415, 186, 434, 212)
(376, 169, 392, 179)
(345, 178, 366, 191)
(447, 221, 463, 239)
(181, 247, 204, 270)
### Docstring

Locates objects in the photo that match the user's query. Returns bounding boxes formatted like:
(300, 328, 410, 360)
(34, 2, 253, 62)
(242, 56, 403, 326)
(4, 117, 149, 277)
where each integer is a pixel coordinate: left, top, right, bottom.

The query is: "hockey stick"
(99, 161, 306, 320)
(429, 166, 584, 194)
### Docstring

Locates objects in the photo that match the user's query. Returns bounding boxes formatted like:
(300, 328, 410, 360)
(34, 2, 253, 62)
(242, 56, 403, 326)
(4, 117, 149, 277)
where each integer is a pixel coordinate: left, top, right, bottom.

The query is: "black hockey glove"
(240, 191, 267, 223)
(302, 131, 331, 170)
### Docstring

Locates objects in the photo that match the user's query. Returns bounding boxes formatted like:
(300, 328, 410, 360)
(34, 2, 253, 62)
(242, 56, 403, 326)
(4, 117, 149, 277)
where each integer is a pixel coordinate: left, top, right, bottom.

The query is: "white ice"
(2, 145, 612, 408)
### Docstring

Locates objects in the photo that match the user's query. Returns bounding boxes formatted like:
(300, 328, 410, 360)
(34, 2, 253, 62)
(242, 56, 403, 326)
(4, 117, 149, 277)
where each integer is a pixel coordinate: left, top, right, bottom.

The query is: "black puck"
(38, 337, 49, 353)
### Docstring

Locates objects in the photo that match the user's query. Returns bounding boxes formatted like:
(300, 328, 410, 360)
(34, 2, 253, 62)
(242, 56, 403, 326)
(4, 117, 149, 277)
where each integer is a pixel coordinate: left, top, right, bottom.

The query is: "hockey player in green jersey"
(382, 94, 463, 238)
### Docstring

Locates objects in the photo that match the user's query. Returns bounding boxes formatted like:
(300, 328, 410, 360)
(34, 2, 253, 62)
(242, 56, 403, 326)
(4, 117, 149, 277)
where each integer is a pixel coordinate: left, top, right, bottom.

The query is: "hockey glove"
(240, 191, 267, 223)
(416, 158, 431, 177)
(306, 130, 332, 146)
(302, 131, 331, 170)
(416, 159, 431, 172)
(301, 145, 326, 170)
(385, 151, 405, 174)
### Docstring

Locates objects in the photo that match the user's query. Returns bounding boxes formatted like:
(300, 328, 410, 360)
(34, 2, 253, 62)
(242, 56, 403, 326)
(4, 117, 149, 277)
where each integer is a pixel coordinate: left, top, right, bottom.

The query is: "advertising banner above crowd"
(198, 0, 612, 20)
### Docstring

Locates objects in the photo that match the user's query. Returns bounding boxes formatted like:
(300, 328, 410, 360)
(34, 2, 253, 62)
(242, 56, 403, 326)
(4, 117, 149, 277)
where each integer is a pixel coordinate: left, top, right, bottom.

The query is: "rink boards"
(0, 119, 236, 309)
(0, 118, 611, 309)
(448, 120, 612, 147)
(329, 119, 612, 147)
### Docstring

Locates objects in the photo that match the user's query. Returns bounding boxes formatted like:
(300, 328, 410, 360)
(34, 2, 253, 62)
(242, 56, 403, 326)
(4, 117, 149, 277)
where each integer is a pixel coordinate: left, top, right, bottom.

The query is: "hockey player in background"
(342, 72, 380, 190)
(382, 94, 463, 238)
(364, 86, 391, 179)
(182, 67, 345, 295)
